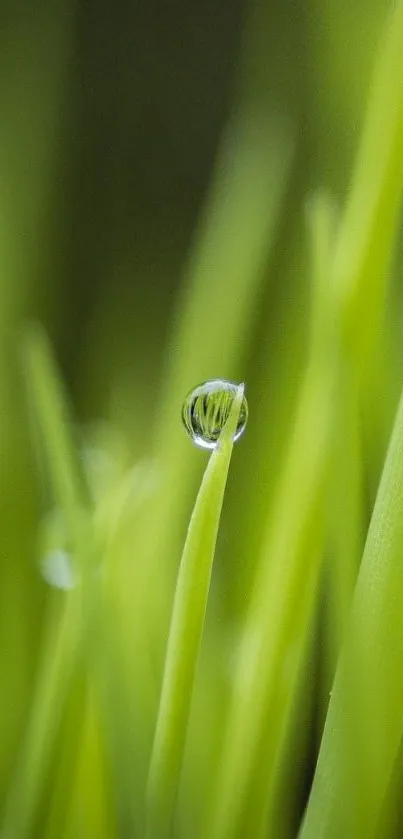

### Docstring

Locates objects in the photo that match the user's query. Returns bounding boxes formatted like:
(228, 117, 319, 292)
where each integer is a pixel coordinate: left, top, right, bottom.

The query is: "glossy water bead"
(182, 379, 248, 450)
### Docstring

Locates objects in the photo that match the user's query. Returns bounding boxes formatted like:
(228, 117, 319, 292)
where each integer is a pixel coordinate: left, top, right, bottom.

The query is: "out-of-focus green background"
(1, 0, 403, 837)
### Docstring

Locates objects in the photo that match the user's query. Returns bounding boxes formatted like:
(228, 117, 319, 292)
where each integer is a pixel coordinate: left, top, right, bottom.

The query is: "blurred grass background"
(2, 0, 403, 837)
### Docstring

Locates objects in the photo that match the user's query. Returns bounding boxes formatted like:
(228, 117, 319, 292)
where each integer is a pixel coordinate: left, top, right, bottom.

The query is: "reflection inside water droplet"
(182, 379, 248, 450)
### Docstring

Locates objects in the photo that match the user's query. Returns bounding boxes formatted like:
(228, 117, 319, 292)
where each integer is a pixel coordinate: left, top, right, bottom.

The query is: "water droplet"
(38, 509, 77, 591)
(182, 379, 248, 450)
(41, 549, 76, 591)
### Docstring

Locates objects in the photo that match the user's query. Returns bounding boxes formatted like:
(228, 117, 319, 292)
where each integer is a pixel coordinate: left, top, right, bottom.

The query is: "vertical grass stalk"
(145, 385, 245, 839)
(204, 195, 338, 839)
(1, 327, 91, 839)
(300, 382, 403, 838)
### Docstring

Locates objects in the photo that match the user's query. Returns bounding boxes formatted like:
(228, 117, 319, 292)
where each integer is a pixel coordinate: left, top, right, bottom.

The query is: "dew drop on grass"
(182, 379, 248, 450)
(38, 509, 76, 591)
(41, 549, 76, 591)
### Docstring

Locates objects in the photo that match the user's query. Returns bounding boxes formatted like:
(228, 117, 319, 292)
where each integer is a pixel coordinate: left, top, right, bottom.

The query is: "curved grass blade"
(334, 0, 403, 364)
(23, 324, 90, 561)
(145, 385, 245, 839)
(1, 326, 91, 839)
(204, 0, 403, 830)
(143, 113, 294, 605)
(1, 598, 81, 839)
(114, 116, 295, 796)
(203, 195, 338, 839)
(300, 382, 403, 838)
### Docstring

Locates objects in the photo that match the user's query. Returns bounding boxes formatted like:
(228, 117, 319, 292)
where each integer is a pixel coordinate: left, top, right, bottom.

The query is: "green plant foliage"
(2, 0, 403, 838)
(146, 385, 245, 838)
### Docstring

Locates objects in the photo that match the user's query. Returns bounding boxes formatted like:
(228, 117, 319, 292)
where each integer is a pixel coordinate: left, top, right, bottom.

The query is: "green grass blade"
(1, 597, 80, 839)
(1, 327, 92, 839)
(320, 362, 363, 715)
(145, 385, 245, 839)
(23, 325, 90, 558)
(297, 4, 403, 834)
(144, 114, 294, 595)
(300, 383, 403, 838)
(204, 195, 337, 839)
(112, 116, 295, 772)
(335, 0, 403, 363)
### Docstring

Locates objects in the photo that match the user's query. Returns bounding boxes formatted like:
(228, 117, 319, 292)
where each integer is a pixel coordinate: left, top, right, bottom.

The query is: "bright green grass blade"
(320, 359, 363, 716)
(334, 0, 403, 365)
(264, 632, 317, 839)
(376, 721, 403, 839)
(144, 112, 294, 594)
(145, 385, 245, 839)
(297, 3, 403, 834)
(1, 597, 80, 839)
(23, 325, 90, 562)
(299, 383, 403, 839)
(204, 0, 403, 830)
(22, 328, 132, 839)
(1, 327, 92, 839)
(107, 115, 294, 827)
(105, 114, 295, 807)
(41, 668, 87, 839)
(97, 22, 294, 828)
(204, 195, 338, 839)
(62, 690, 116, 839)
